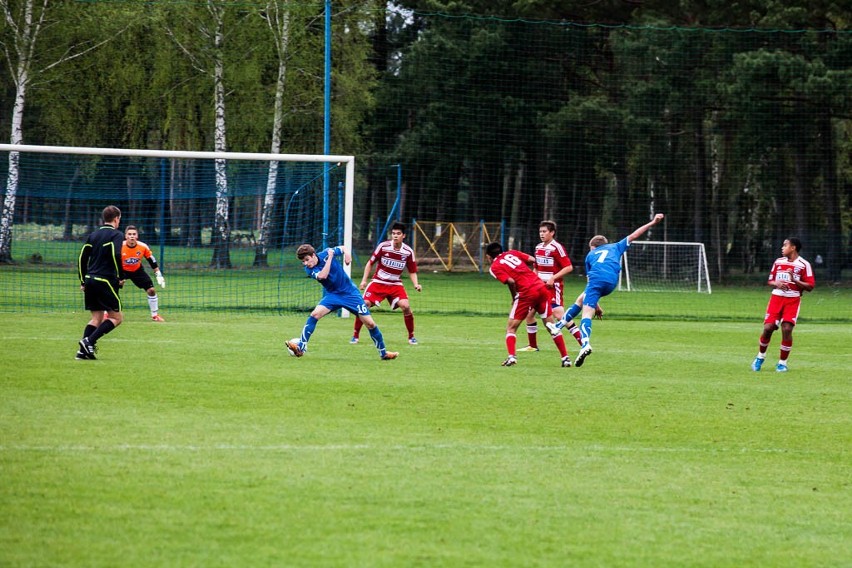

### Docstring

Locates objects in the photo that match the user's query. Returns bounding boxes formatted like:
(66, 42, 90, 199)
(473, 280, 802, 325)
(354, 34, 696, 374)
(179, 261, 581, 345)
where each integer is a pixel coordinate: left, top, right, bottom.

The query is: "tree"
(252, 2, 291, 266)
(163, 0, 252, 269)
(0, 0, 129, 262)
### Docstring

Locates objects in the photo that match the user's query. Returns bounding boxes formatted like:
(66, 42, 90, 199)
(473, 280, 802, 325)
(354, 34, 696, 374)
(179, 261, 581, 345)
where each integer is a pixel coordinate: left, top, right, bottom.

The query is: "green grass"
(2, 262, 852, 322)
(1, 310, 850, 566)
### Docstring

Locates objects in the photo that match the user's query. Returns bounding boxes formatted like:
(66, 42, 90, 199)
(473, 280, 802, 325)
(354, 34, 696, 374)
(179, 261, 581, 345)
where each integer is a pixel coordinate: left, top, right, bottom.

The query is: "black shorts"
(125, 268, 154, 291)
(83, 275, 122, 312)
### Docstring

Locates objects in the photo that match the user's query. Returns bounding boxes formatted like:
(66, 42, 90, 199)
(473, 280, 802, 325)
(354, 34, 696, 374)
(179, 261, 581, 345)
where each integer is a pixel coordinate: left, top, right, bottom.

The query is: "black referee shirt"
(78, 225, 124, 285)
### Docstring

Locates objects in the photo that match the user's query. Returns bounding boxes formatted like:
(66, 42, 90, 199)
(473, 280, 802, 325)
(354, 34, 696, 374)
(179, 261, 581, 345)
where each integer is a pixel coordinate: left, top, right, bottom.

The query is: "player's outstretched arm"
(627, 213, 664, 243)
(332, 245, 352, 265)
(360, 259, 374, 289)
(316, 249, 335, 280)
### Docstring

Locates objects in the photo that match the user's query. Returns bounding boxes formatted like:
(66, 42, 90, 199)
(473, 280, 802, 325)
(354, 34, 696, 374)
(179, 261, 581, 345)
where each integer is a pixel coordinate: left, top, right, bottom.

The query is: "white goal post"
(0, 143, 358, 315)
(618, 240, 712, 293)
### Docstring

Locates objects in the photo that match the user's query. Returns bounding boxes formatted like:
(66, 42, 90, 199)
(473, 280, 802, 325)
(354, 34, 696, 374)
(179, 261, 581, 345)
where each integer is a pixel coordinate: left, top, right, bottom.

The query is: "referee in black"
(76, 205, 124, 360)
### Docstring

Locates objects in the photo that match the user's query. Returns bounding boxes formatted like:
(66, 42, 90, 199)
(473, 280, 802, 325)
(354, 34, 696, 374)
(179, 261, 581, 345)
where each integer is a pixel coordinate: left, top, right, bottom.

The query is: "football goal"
(619, 241, 712, 293)
(0, 143, 354, 313)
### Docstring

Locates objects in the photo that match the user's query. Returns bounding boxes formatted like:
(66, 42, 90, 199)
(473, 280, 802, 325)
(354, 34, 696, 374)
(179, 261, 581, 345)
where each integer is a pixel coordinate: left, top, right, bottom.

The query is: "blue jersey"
(305, 247, 359, 295)
(585, 237, 630, 284)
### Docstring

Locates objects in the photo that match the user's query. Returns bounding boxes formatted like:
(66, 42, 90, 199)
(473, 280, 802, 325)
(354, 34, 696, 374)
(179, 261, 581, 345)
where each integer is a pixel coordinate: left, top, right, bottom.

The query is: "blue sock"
(566, 303, 581, 320)
(580, 317, 592, 346)
(300, 316, 318, 348)
(368, 326, 387, 357)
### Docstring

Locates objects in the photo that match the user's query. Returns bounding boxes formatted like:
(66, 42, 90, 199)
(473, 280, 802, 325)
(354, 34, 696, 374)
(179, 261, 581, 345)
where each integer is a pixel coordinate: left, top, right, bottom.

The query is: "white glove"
(156, 271, 166, 289)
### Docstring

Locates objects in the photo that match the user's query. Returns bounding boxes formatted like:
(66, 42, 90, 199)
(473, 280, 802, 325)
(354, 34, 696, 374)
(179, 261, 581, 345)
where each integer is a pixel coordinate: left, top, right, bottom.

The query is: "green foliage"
(1, 312, 850, 565)
(3, 2, 850, 284)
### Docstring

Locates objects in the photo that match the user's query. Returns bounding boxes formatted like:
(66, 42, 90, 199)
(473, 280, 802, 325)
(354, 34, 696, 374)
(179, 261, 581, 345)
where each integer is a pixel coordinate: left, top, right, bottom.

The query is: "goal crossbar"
(0, 143, 354, 164)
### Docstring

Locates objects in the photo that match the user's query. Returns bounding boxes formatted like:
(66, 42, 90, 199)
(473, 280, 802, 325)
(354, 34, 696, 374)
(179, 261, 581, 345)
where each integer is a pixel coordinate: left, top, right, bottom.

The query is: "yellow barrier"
(411, 221, 502, 272)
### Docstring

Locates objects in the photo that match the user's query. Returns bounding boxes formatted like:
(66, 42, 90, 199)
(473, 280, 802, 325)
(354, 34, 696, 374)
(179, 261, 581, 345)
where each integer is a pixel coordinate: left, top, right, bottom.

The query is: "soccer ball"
(286, 338, 303, 357)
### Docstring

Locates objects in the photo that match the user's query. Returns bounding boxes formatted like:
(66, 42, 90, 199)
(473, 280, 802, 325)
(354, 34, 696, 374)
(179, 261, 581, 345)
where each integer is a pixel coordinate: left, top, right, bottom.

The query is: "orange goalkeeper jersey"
(121, 241, 156, 273)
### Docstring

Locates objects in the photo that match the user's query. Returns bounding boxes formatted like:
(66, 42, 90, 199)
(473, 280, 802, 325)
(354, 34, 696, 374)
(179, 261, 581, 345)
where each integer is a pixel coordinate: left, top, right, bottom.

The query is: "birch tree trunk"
(254, 2, 291, 267)
(0, 0, 42, 263)
(164, 0, 233, 267)
(209, 1, 231, 268)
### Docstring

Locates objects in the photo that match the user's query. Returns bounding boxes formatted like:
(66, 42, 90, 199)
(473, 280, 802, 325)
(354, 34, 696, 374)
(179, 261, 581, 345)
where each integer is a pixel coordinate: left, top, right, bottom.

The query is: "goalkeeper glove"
(155, 271, 166, 289)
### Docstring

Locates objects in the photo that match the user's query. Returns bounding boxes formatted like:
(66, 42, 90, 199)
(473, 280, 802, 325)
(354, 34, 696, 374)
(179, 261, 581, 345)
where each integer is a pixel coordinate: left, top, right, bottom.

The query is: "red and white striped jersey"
(368, 240, 418, 285)
(534, 239, 572, 283)
(769, 256, 814, 298)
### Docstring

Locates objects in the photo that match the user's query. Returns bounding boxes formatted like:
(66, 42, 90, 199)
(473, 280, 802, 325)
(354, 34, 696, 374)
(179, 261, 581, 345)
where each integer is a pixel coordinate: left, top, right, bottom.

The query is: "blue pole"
(322, 0, 332, 248)
(159, 157, 166, 266)
(377, 164, 402, 245)
(337, 181, 344, 243)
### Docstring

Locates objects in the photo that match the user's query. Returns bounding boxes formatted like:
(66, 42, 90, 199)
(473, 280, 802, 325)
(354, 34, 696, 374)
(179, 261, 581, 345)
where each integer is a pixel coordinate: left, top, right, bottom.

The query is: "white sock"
(148, 294, 159, 316)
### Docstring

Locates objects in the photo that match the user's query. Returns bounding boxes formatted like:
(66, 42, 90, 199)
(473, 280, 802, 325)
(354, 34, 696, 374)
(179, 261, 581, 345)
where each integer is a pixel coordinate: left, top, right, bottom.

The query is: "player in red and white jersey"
(351, 222, 422, 345)
(751, 237, 815, 373)
(485, 242, 571, 368)
(519, 220, 587, 351)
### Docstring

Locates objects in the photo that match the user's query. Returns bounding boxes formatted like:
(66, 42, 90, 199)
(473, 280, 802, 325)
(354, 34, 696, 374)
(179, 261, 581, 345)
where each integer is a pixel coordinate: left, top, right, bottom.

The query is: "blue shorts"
(318, 290, 371, 316)
(583, 277, 617, 308)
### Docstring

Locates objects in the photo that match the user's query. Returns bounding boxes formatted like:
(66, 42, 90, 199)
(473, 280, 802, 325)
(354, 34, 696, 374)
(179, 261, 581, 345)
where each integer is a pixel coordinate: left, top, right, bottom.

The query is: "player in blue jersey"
(547, 213, 665, 367)
(285, 244, 398, 360)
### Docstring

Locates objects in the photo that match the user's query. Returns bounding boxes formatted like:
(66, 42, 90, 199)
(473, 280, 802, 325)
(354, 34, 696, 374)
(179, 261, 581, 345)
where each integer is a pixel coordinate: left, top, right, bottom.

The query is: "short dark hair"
(125, 225, 138, 234)
(787, 237, 802, 252)
(296, 244, 316, 260)
(391, 221, 406, 234)
(485, 242, 503, 258)
(540, 220, 557, 233)
(102, 205, 121, 224)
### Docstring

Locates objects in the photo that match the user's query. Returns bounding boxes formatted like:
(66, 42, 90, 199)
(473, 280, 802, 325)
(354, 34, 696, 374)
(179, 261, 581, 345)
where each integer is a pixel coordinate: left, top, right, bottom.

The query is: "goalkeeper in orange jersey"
(120, 225, 166, 321)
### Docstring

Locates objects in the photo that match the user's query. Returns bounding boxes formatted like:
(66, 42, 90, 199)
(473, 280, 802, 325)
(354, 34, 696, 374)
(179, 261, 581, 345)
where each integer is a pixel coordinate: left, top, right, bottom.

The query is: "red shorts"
(764, 295, 802, 327)
(510, 287, 552, 321)
(363, 281, 409, 309)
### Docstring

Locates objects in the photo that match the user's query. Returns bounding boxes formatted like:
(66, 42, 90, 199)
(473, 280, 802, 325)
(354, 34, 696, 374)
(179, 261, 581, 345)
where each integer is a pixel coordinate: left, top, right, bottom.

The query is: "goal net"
(0, 144, 354, 313)
(619, 241, 712, 293)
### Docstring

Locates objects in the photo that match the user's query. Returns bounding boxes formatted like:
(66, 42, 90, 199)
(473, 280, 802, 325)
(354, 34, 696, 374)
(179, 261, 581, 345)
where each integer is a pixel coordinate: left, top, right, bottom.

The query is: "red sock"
(353, 317, 364, 339)
(527, 324, 538, 348)
(780, 339, 792, 362)
(553, 334, 567, 357)
(758, 335, 770, 355)
(404, 312, 415, 339)
(566, 322, 582, 346)
(506, 333, 517, 356)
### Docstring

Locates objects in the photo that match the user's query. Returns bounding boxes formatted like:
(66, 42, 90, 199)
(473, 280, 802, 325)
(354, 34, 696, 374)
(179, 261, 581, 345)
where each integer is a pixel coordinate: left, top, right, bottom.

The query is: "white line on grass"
(0, 443, 816, 455)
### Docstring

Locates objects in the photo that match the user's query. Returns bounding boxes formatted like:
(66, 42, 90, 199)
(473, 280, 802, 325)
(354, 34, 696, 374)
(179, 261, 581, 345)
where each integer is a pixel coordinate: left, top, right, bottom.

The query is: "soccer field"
(1, 310, 849, 566)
